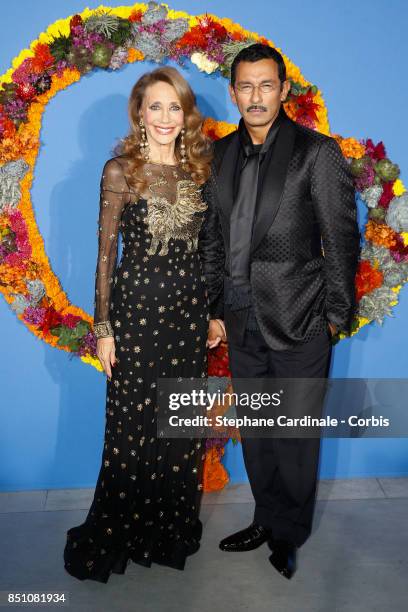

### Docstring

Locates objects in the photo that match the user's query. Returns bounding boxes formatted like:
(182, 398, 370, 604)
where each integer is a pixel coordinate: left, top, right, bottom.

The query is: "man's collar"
(238, 105, 287, 157)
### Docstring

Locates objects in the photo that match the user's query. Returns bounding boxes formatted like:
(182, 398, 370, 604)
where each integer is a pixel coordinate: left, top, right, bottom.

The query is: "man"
(199, 43, 360, 579)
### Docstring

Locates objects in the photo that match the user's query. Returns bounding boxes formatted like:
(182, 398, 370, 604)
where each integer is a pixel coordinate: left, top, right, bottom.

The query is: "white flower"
(191, 52, 218, 74)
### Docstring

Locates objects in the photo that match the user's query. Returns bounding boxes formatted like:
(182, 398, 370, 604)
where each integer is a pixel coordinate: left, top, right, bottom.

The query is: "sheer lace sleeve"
(93, 158, 129, 338)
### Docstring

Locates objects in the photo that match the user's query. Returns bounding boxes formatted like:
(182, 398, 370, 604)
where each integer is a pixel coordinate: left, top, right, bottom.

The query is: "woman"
(63, 66, 218, 583)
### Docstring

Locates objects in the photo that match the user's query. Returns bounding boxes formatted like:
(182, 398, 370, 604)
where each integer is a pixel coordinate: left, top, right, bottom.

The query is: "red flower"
(294, 89, 320, 123)
(208, 343, 231, 377)
(129, 9, 143, 22)
(70, 14, 83, 28)
(61, 313, 82, 329)
(365, 138, 386, 161)
(177, 15, 227, 50)
(16, 83, 37, 102)
(389, 234, 408, 261)
(198, 15, 227, 40)
(231, 31, 246, 41)
(378, 181, 395, 209)
(0, 104, 16, 138)
(205, 128, 220, 141)
(41, 307, 64, 335)
(177, 29, 206, 49)
(32, 43, 55, 72)
(296, 115, 316, 129)
(355, 260, 383, 301)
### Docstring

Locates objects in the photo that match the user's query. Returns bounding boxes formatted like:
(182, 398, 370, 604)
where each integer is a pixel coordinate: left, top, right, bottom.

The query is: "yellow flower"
(0, 68, 14, 85)
(167, 7, 190, 20)
(393, 179, 406, 196)
(109, 4, 148, 18)
(3, 4, 403, 368)
(45, 17, 71, 40)
(79, 8, 96, 21)
(12, 48, 34, 66)
(81, 354, 103, 371)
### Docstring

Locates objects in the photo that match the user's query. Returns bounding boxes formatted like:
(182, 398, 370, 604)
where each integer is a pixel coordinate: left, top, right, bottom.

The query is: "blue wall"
(1, 0, 407, 491)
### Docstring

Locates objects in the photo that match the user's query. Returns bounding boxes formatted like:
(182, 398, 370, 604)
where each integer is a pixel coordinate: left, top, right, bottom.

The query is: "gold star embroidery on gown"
(63, 157, 209, 582)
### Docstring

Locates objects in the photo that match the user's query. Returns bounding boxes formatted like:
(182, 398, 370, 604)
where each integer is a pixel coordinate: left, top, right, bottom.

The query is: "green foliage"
(220, 39, 258, 79)
(110, 19, 132, 45)
(49, 33, 72, 62)
(84, 11, 121, 38)
(50, 320, 90, 351)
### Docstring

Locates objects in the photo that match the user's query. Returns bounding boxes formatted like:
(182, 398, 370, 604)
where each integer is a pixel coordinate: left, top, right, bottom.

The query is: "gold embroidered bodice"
(93, 156, 207, 335)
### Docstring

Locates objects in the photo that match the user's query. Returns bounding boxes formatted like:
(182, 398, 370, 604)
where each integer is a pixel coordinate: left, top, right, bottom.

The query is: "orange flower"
(0, 263, 35, 293)
(365, 220, 399, 249)
(333, 134, 365, 159)
(0, 125, 39, 163)
(203, 447, 229, 492)
(283, 99, 298, 121)
(127, 48, 144, 63)
(129, 8, 143, 22)
(64, 303, 93, 322)
(202, 117, 236, 139)
(31, 42, 55, 73)
(0, 108, 16, 139)
(355, 260, 383, 301)
(0, 6, 400, 372)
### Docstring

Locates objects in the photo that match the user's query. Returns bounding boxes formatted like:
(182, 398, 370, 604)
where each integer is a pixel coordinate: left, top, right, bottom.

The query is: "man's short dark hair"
(230, 43, 287, 88)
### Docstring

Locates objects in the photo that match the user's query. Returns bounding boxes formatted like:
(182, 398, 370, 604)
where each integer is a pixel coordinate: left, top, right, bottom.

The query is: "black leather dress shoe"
(268, 539, 297, 579)
(219, 522, 272, 552)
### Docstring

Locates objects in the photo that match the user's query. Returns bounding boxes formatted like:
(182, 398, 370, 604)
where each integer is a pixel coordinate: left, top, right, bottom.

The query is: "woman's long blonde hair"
(114, 66, 213, 193)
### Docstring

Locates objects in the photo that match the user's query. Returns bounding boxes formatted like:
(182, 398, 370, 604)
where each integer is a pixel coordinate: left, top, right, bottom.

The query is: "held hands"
(207, 319, 227, 349)
(97, 321, 334, 374)
(96, 337, 117, 380)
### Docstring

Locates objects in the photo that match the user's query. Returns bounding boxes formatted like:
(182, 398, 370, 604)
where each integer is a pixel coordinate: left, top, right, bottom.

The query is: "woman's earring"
(180, 127, 187, 165)
(139, 118, 150, 161)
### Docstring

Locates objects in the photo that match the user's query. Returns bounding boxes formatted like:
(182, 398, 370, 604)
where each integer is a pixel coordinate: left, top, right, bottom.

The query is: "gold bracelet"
(93, 320, 114, 338)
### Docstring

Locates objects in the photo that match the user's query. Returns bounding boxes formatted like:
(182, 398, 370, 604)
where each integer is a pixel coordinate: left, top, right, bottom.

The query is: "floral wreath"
(1, 2, 407, 491)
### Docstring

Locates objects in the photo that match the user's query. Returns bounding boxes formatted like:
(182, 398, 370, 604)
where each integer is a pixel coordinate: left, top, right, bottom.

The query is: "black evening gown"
(63, 156, 209, 582)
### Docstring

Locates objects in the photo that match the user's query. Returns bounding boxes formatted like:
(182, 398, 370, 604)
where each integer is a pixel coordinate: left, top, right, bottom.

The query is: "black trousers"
(226, 317, 332, 547)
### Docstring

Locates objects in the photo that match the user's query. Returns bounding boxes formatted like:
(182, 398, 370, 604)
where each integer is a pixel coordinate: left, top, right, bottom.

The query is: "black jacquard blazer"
(198, 108, 361, 350)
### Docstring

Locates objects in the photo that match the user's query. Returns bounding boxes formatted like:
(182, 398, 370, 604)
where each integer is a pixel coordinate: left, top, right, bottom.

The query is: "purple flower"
(205, 38, 225, 63)
(4, 98, 28, 122)
(77, 331, 97, 357)
(72, 26, 105, 52)
(23, 306, 47, 326)
(138, 18, 167, 36)
(355, 164, 375, 192)
(391, 250, 408, 263)
(54, 60, 70, 76)
(11, 59, 39, 86)
(109, 48, 128, 70)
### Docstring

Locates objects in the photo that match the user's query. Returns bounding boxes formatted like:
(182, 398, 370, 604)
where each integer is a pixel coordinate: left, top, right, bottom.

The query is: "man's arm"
(198, 167, 226, 322)
(310, 137, 361, 335)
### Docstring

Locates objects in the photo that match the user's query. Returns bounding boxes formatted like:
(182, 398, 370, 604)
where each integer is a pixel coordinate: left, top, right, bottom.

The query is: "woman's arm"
(93, 158, 129, 379)
(93, 158, 129, 338)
